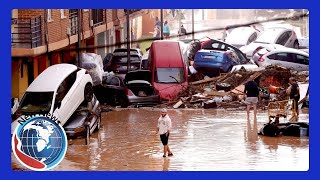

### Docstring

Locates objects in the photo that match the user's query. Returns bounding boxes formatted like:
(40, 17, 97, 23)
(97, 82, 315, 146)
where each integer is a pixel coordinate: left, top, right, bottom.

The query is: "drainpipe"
(77, 9, 81, 67)
(43, 9, 49, 54)
(160, 9, 163, 40)
(126, 10, 130, 73)
(192, 9, 194, 40)
(105, 9, 108, 53)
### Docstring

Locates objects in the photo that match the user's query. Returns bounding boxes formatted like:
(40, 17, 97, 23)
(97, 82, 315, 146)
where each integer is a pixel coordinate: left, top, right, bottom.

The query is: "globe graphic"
(17, 117, 67, 167)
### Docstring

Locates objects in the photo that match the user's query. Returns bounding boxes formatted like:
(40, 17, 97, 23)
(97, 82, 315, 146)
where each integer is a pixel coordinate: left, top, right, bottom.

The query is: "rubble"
(157, 65, 309, 110)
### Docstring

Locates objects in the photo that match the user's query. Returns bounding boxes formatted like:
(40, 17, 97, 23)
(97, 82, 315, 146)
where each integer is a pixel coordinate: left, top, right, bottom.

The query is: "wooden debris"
(173, 100, 183, 109)
(203, 91, 230, 97)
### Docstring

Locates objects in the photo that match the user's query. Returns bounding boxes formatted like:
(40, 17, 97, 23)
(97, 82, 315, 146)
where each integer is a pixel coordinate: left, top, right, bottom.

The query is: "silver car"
(240, 27, 299, 59)
(252, 47, 309, 71)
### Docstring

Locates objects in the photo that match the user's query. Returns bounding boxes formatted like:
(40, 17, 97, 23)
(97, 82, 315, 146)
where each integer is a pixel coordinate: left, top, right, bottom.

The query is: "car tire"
(85, 126, 90, 145)
(293, 41, 299, 49)
(120, 97, 129, 108)
(84, 83, 93, 103)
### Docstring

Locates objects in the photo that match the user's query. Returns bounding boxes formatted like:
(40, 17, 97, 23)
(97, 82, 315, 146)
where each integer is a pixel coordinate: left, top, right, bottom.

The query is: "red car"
(149, 40, 188, 101)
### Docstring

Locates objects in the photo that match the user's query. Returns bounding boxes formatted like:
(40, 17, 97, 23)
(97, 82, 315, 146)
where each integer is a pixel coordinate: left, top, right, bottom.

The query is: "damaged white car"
(12, 64, 93, 134)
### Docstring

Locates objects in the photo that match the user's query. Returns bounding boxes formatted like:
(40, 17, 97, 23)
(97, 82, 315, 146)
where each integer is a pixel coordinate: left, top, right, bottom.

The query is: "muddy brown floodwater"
(12, 108, 309, 171)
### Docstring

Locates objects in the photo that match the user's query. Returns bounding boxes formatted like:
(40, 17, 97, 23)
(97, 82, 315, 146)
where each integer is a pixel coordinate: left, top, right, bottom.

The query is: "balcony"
(11, 16, 42, 49)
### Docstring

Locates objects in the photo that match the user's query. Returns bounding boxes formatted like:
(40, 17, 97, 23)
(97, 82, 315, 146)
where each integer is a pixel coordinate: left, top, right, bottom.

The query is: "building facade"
(11, 9, 145, 100)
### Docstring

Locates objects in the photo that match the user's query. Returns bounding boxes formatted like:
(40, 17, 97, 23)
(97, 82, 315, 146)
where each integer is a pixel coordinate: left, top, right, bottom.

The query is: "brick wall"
(46, 9, 69, 44)
(82, 10, 90, 32)
(17, 9, 46, 46)
(117, 9, 125, 21)
(106, 9, 113, 23)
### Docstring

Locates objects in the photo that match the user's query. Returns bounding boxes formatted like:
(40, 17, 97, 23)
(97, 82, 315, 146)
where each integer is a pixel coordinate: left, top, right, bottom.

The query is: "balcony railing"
(69, 9, 78, 36)
(11, 16, 42, 48)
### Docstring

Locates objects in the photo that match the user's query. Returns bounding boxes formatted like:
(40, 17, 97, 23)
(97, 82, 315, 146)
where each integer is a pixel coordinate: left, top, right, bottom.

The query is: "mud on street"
(12, 108, 309, 171)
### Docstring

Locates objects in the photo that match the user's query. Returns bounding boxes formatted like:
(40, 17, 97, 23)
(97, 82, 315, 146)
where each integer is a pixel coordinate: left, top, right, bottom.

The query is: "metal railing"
(69, 9, 78, 35)
(11, 16, 42, 48)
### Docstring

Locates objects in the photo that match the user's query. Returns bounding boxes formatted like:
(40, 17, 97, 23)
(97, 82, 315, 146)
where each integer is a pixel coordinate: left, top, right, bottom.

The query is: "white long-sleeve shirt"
(157, 115, 172, 135)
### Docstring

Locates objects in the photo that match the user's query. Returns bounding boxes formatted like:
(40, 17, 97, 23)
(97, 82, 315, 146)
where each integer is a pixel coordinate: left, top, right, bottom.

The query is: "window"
(202, 40, 226, 50)
(295, 54, 309, 65)
(47, 9, 52, 21)
(276, 32, 290, 45)
(267, 54, 276, 60)
(91, 9, 104, 26)
(60, 9, 66, 19)
(248, 32, 258, 44)
(18, 92, 54, 114)
(274, 53, 295, 63)
(69, 9, 78, 35)
(226, 47, 248, 64)
(54, 71, 77, 108)
(154, 68, 186, 83)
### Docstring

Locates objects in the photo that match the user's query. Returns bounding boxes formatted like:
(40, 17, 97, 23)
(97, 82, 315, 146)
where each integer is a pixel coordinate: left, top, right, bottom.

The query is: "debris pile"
(158, 65, 309, 110)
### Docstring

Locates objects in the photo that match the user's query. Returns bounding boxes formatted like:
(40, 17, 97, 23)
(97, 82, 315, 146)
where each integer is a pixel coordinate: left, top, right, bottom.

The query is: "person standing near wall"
(163, 21, 170, 39)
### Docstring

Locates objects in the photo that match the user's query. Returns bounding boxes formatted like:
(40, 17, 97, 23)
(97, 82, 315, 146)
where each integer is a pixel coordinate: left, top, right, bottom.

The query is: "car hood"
(153, 82, 188, 101)
(125, 70, 152, 83)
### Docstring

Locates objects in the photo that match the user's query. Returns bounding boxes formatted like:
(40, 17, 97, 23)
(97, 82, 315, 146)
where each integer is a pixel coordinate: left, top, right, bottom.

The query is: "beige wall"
(12, 59, 29, 100)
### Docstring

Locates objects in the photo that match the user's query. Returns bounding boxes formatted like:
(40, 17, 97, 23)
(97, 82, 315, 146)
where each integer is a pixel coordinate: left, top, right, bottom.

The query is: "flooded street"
(12, 108, 309, 171)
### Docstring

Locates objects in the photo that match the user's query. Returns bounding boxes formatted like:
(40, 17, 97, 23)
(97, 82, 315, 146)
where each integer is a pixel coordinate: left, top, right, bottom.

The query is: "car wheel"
(84, 84, 93, 102)
(293, 41, 299, 49)
(85, 126, 90, 145)
(118, 93, 129, 108)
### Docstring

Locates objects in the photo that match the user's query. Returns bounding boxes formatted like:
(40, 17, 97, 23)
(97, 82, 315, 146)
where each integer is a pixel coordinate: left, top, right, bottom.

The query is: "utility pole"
(77, 9, 81, 67)
(178, 10, 181, 40)
(192, 9, 194, 40)
(160, 9, 163, 40)
(126, 9, 130, 73)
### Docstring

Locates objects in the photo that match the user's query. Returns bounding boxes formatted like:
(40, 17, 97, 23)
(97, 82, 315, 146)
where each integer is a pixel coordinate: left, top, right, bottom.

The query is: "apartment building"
(11, 9, 145, 100)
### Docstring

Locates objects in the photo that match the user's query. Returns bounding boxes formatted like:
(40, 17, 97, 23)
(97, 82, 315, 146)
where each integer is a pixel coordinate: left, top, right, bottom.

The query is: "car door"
(53, 71, 78, 125)
(294, 54, 309, 71)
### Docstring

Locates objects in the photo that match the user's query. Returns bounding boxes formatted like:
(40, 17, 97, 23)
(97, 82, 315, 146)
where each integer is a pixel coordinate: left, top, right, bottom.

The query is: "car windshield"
(155, 68, 186, 83)
(255, 29, 281, 44)
(18, 92, 54, 114)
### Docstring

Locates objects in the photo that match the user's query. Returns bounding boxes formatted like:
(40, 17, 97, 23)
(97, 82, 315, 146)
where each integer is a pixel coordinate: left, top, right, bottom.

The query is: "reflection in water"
(12, 108, 309, 171)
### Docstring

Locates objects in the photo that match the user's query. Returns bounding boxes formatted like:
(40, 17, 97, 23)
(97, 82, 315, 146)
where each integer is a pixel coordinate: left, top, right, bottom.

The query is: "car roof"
(151, 41, 184, 67)
(226, 27, 257, 44)
(266, 47, 309, 57)
(27, 64, 78, 92)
